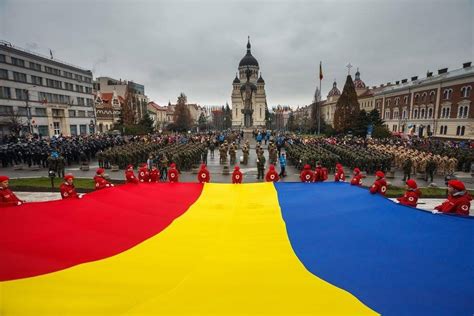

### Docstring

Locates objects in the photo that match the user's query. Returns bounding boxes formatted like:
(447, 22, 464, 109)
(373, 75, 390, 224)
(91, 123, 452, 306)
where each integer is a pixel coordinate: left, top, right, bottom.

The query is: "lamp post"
(23, 89, 32, 134)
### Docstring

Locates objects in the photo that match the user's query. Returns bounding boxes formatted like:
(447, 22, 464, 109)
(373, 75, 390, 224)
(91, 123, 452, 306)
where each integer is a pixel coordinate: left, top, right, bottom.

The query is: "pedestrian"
(265, 164, 280, 182)
(232, 165, 243, 184)
(279, 153, 287, 177)
(369, 171, 387, 196)
(168, 163, 179, 183)
(149, 164, 161, 183)
(138, 163, 150, 183)
(0, 176, 24, 207)
(300, 164, 314, 183)
(125, 164, 139, 184)
(197, 163, 210, 183)
(397, 179, 421, 207)
(60, 174, 82, 199)
(94, 168, 113, 190)
(350, 168, 363, 186)
(334, 163, 345, 182)
(433, 180, 471, 215)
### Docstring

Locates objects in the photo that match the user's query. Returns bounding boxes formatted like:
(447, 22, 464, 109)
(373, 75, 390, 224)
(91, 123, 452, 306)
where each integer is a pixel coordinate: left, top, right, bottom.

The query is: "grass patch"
(386, 186, 474, 198)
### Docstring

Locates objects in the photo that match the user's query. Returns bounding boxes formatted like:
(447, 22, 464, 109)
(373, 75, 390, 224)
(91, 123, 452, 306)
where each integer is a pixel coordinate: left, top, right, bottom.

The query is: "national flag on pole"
(319, 61, 323, 80)
(50, 49, 53, 59)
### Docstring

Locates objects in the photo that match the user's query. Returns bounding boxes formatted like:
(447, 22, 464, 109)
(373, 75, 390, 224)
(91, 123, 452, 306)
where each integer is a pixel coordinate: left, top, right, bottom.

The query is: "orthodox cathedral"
(231, 38, 268, 128)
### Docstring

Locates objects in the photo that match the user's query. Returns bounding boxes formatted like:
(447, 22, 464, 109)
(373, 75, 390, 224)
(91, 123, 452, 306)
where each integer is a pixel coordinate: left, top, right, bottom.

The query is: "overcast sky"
(1, 0, 473, 108)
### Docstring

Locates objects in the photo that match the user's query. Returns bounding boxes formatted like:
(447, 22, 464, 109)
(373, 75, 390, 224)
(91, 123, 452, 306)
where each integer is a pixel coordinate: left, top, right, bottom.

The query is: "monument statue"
(240, 67, 256, 128)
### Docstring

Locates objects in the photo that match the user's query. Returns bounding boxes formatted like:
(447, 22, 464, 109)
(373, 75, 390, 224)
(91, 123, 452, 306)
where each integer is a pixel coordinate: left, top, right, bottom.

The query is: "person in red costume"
(397, 179, 421, 207)
(314, 162, 328, 182)
(125, 164, 139, 184)
(168, 163, 179, 183)
(149, 165, 161, 183)
(0, 175, 24, 207)
(94, 168, 113, 190)
(197, 164, 210, 183)
(369, 171, 387, 196)
(60, 174, 82, 199)
(300, 164, 314, 183)
(334, 163, 345, 182)
(433, 180, 471, 215)
(138, 163, 150, 183)
(265, 164, 280, 182)
(350, 168, 363, 186)
(232, 166, 243, 184)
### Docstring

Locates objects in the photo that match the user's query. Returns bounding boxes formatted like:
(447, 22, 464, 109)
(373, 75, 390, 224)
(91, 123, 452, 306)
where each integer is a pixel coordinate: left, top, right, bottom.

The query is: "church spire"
(355, 67, 360, 80)
(247, 36, 251, 53)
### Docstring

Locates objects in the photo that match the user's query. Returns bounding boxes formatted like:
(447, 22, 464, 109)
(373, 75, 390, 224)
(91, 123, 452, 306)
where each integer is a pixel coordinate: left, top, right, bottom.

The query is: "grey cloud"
(0, 0, 472, 107)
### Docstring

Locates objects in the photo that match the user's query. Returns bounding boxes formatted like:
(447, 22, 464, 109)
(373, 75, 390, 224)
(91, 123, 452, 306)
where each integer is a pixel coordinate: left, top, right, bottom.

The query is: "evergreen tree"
(353, 109, 370, 136)
(368, 109, 384, 126)
(198, 112, 207, 131)
(139, 112, 155, 133)
(287, 112, 297, 131)
(333, 75, 360, 134)
(173, 93, 193, 132)
(224, 103, 232, 129)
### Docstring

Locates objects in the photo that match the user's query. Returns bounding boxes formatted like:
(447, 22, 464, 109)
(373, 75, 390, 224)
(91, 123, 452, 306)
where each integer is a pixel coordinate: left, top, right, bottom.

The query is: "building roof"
(374, 63, 473, 96)
(327, 80, 341, 97)
(353, 69, 366, 89)
(98, 92, 124, 103)
(148, 101, 167, 111)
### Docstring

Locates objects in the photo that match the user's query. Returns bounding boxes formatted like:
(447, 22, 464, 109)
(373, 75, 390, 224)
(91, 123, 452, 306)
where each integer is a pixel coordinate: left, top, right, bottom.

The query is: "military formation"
(285, 143, 340, 171)
(0, 136, 124, 168)
(369, 144, 458, 181)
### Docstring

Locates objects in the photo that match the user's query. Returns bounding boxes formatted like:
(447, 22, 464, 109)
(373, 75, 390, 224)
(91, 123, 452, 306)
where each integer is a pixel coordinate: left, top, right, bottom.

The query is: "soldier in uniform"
(229, 142, 237, 165)
(60, 174, 82, 199)
(94, 168, 113, 190)
(425, 157, 437, 183)
(242, 143, 250, 165)
(0, 175, 24, 207)
(232, 165, 243, 184)
(160, 155, 168, 181)
(256, 152, 266, 180)
(402, 158, 412, 181)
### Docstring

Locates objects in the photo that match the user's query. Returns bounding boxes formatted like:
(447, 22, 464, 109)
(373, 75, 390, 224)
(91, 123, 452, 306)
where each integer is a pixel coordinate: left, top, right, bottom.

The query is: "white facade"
(0, 41, 95, 137)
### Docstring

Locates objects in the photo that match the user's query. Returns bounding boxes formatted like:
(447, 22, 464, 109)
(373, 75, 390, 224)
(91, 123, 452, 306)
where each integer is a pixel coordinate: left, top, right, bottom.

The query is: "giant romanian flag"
(1, 182, 473, 315)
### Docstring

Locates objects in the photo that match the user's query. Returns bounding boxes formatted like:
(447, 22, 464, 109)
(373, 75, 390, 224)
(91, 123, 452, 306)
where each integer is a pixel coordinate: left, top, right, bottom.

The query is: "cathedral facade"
(231, 38, 267, 128)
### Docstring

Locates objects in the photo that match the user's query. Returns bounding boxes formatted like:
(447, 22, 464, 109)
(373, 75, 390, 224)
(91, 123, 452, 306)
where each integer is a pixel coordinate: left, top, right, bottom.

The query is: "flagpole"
(317, 61, 321, 135)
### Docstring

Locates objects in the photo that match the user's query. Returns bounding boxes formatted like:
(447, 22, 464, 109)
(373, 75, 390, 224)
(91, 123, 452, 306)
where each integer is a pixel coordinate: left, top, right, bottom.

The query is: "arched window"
(385, 109, 391, 119)
(444, 126, 448, 135)
(463, 106, 468, 117)
(414, 94, 419, 104)
(386, 99, 391, 106)
(427, 108, 433, 118)
(461, 126, 465, 136)
(422, 92, 427, 102)
(402, 109, 407, 119)
(456, 126, 461, 136)
(439, 125, 444, 134)
(259, 107, 262, 118)
(443, 89, 452, 100)
(461, 86, 472, 98)
(420, 108, 425, 119)
(404, 96, 409, 104)
(413, 109, 418, 119)
(395, 97, 400, 105)
(235, 108, 238, 117)
(429, 91, 435, 102)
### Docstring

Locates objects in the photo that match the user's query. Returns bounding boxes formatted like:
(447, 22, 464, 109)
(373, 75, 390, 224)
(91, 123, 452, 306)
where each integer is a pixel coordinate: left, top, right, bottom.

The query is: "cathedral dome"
(233, 74, 240, 84)
(327, 80, 341, 97)
(257, 74, 265, 83)
(353, 68, 366, 89)
(239, 38, 259, 68)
